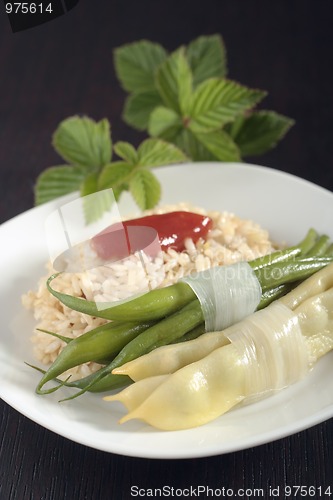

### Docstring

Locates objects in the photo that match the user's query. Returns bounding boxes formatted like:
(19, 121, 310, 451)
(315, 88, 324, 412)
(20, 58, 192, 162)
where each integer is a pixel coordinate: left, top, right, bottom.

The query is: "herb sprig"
(115, 35, 294, 161)
(35, 116, 187, 221)
(35, 34, 294, 219)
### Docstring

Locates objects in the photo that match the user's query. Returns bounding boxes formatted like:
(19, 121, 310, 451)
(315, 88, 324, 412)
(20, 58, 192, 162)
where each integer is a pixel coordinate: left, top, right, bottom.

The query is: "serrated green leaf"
(52, 116, 112, 169)
(80, 172, 99, 198)
(193, 129, 241, 161)
(114, 40, 167, 93)
(187, 34, 227, 86)
(229, 110, 295, 156)
(35, 165, 88, 205)
(129, 168, 161, 210)
(175, 129, 216, 161)
(82, 189, 115, 225)
(148, 106, 182, 137)
(155, 48, 193, 113)
(177, 51, 193, 115)
(114, 141, 138, 164)
(123, 91, 164, 130)
(137, 138, 187, 167)
(98, 161, 133, 191)
(225, 113, 246, 139)
(189, 79, 267, 132)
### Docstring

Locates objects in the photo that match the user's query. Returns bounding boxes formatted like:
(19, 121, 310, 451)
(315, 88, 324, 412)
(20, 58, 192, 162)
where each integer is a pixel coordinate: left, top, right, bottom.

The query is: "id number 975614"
(5, 3, 53, 14)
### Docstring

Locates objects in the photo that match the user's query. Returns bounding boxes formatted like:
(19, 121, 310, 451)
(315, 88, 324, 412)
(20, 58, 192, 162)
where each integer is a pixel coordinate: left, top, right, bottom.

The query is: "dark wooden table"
(1, 1, 333, 498)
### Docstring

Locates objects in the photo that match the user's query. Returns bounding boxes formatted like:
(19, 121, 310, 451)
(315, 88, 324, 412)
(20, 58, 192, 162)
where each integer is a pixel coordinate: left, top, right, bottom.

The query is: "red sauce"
(91, 211, 213, 261)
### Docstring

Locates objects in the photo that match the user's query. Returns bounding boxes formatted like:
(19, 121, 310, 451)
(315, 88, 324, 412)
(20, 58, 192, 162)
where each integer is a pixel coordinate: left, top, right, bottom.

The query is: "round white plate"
(1, 162, 333, 459)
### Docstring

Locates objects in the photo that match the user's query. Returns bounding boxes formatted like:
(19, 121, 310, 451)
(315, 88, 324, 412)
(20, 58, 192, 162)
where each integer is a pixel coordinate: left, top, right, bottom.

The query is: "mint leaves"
(115, 35, 294, 161)
(35, 34, 294, 220)
(35, 116, 187, 221)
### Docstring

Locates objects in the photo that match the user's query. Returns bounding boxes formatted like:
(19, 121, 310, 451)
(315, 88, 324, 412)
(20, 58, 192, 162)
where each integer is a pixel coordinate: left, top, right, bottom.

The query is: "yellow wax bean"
(109, 302, 308, 430)
(117, 343, 246, 430)
(280, 262, 333, 310)
(104, 375, 167, 412)
(113, 330, 229, 381)
(106, 264, 333, 431)
(295, 288, 333, 363)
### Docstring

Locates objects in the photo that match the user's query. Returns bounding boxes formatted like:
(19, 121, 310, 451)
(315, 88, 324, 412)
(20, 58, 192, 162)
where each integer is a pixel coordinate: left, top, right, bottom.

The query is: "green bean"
(47, 274, 196, 321)
(305, 234, 330, 257)
(36, 320, 154, 394)
(254, 251, 328, 309)
(254, 257, 333, 291)
(249, 228, 318, 270)
(57, 252, 330, 398)
(173, 323, 206, 343)
(326, 243, 333, 257)
(36, 327, 129, 366)
(59, 323, 207, 394)
(70, 371, 130, 395)
(37, 328, 72, 344)
(59, 299, 204, 398)
(257, 283, 293, 309)
(29, 363, 131, 394)
(296, 228, 320, 254)
(46, 229, 319, 324)
(42, 256, 333, 397)
(34, 229, 333, 399)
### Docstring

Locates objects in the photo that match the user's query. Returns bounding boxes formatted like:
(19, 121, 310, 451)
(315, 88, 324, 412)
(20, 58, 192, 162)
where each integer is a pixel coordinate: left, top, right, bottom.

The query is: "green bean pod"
(46, 229, 319, 324)
(326, 243, 333, 257)
(257, 237, 333, 308)
(305, 234, 330, 257)
(34, 229, 333, 399)
(36, 320, 154, 394)
(249, 228, 318, 270)
(47, 256, 333, 397)
(47, 274, 196, 322)
(59, 299, 204, 398)
(57, 323, 207, 394)
(254, 257, 333, 291)
(257, 284, 293, 309)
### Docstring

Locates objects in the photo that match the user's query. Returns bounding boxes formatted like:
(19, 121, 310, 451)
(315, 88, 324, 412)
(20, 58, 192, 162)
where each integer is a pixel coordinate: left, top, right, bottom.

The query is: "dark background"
(1, 1, 333, 498)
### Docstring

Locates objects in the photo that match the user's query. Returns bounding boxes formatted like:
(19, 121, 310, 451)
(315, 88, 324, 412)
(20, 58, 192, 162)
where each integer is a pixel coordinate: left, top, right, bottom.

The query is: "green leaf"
(175, 129, 216, 161)
(82, 189, 115, 225)
(148, 106, 182, 138)
(80, 172, 99, 197)
(193, 129, 241, 161)
(129, 168, 161, 210)
(114, 40, 167, 93)
(189, 79, 267, 132)
(177, 51, 193, 115)
(98, 161, 133, 191)
(229, 111, 295, 156)
(225, 113, 246, 139)
(99, 139, 187, 210)
(187, 34, 227, 86)
(113, 35, 294, 168)
(34, 165, 88, 205)
(155, 48, 193, 113)
(123, 91, 164, 130)
(114, 141, 138, 164)
(137, 138, 188, 167)
(52, 116, 112, 169)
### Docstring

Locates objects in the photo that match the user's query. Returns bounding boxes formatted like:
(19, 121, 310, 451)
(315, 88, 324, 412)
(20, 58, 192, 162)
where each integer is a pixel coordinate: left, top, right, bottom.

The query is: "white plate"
(1, 162, 333, 459)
